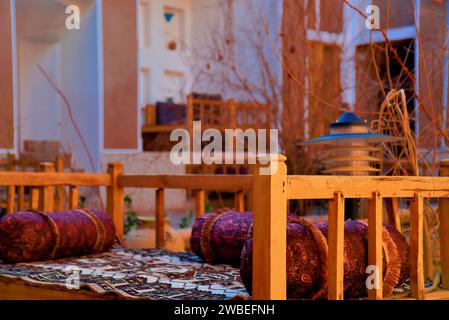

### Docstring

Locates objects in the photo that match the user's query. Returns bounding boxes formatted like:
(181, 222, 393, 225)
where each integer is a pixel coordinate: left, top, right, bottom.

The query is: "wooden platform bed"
(1, 155, 449, 300)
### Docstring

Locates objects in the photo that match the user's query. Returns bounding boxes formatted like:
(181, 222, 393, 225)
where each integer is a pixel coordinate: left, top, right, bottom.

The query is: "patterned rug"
(0, 247, 248, 300)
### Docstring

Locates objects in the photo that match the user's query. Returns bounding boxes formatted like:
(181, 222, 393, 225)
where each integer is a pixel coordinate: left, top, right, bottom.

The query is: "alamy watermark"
(365, 265, 381, 290)
(66, 5, 80, 30)
(169, 121, 280, 175)
(365, 5, 380, 30)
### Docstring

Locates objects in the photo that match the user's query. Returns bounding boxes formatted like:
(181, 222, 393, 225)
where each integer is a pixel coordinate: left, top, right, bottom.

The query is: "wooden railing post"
(54, 156, 65, 211)
(368, 192, 383, 300)
(39, 162, 55, 212)
(410, 193, 424, 300)
(29, 188, 39, 210)
(6, 185, 15, 214)
(234, 191, 245, 212)
(195, 189, 205, 217)
(252, 154, 287, 300)
(6, 153, 15, 214)
(107, 163, 124, 239)
(385, 198, 401, 232)
(328, 192, 345, 300)
(69, 186, 79, 210)
(156, 188, 165, 248)
(17, 185, 25, 211)
(439, 160, 449, 289)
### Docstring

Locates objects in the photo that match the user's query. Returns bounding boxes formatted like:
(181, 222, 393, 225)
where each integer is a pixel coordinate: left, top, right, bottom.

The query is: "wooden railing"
(0, 162, 252, 249)
(3, 155, 445, 300)
(252, 155, 449, 300)
(141, 95, 270, 133)
(1, 156, 72, 214)
(118, 173, 252, 247)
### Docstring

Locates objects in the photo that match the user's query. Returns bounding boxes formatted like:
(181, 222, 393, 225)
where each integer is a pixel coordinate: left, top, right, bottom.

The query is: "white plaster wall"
(101, 152, 189, 215)
(15, 0, 100, 172)
(17, 40, 61, 144)
(139, 0, 192, 105)
(59, 1, 100, 171)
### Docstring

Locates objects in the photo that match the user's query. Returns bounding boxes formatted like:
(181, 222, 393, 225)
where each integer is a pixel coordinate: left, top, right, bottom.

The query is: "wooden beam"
(155, 188, 165, 248)
(39, 163, 55, 212)
(107, 163, 124, 239)
(287, 175, 449, 199)
(368, 192, 383, 300)
(118, 175, 253, 191)
(439, 160, 449, 289)
(328, 192, 345, 300)
(410, 193, 424, 300)
(0, 172, 111, 187)
(252, 155, 287, 300)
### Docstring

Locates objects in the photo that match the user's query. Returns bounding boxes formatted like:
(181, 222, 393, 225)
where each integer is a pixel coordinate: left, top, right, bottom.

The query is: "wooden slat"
(0, 172, 111, 186)
(439, 160, 449, 289)
(17, 186, 25, 211)
(328, 192, 345, 300)
(155, 188, 165, 248)
(107, 163, 124, 239)
(410, 193, 424, 300)
(234, 191, 245, 212)
(29, 188, 39, 210)
(385, 198, 401, 232)
(287, 175, 449, 199)
(252, 155, 287, 300)
(368, 192, 383, 300)
(69, 186, 79, 210)
(118, 175, 253, 191)
(39, 163, 55, 212)
(195, 189, 205, 217)
(423, 216, 434, 280)
(6, 185, 15, 214)
(54, 156, 65, 211)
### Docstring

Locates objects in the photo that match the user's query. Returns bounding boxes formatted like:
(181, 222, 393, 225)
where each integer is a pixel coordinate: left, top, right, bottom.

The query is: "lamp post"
(299, 112, 403, 219)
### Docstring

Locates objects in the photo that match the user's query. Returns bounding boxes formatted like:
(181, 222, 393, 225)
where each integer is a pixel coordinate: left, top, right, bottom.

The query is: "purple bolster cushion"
(0, 209, 116, 263)
(240, 218, 410, 299)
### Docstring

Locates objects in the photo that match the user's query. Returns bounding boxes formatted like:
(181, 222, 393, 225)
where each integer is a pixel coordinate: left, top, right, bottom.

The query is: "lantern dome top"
(330, 112, 367, 129)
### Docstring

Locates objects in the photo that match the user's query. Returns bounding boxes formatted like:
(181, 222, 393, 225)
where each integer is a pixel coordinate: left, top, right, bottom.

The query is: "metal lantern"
(299, 112, 403, 219)
(300, 112, 402, 176)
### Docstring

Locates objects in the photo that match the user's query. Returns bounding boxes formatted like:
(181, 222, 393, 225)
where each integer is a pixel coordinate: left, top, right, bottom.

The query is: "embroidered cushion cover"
(0, 209, 116, 263)
(240, 218, 410, 299)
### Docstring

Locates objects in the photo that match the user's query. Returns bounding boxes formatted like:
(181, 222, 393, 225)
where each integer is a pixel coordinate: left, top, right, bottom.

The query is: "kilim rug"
(0, 247, 248, 300)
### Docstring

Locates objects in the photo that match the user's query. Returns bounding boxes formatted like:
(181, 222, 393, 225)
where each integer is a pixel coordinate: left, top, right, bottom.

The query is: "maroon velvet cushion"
(0, 209, 116, 263)
(241, 219, 410, 299)
(190, 209, 253, 266)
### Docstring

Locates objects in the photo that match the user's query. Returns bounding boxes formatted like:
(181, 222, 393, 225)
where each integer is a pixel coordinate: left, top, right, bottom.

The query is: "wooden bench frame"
(0, 162, 251, 300)
(1, 155, 448, 300)
(252, 155, 449, 300)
